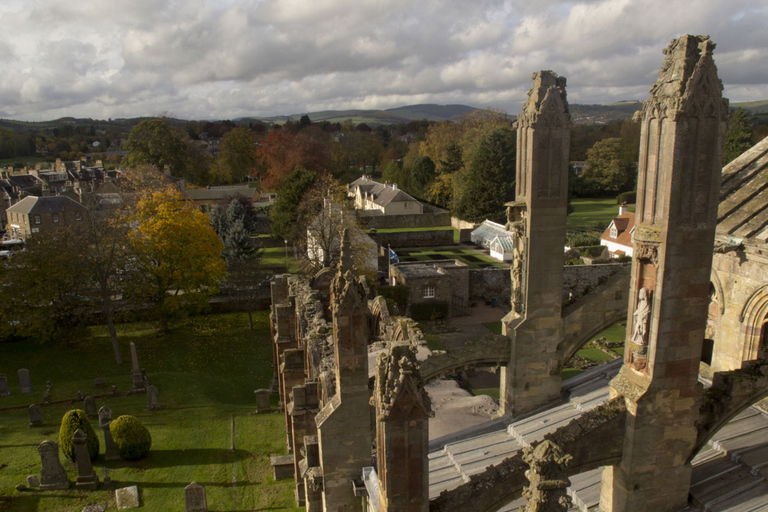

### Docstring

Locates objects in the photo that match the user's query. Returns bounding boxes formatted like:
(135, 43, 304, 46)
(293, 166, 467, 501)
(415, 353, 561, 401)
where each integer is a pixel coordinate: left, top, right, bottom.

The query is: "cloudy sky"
(0, 0, 766, 121)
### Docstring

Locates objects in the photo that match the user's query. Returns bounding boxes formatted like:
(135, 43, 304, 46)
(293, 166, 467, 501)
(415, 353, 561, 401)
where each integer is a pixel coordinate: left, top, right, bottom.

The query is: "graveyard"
(0, 311, 303, 511)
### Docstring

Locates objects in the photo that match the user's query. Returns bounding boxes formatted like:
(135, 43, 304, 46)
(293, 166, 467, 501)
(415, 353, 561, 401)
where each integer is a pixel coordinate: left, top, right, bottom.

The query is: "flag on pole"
(388, 248, 399, 263)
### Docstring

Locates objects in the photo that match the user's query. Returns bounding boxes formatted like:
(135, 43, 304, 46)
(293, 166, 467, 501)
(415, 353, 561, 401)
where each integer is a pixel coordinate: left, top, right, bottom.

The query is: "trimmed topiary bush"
(110, 415, 152, 460)
(59, 409, 99, 462)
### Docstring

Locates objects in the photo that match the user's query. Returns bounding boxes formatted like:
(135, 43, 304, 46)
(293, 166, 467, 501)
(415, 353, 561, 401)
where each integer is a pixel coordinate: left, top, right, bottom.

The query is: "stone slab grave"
(185, 482, 208, 511)
(26, 475, 39, 488)
(116, 485, 140, 509)
(18, 368, 33, 394)
(254, 388, 271, 413)
(82, 506, 107, 512)
(28, 404, 43, 427)
(84, 396, 98, 419)
(94, 377, 106, 388)
(38, 440, 70, 490)
(0, 374, 10, 397)
(271, 455, 294, 480)
(146, 385, 160, 411)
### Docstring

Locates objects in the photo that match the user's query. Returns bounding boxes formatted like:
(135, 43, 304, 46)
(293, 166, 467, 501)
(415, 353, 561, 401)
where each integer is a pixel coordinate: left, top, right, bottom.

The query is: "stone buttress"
(500, 70, 571, 417)
(373, 343, 432, 512)
(600, 35, 728, 512)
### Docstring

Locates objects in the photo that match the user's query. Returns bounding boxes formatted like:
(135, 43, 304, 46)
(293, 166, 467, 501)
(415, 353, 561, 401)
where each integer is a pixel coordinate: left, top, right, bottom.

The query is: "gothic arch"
(710, 269, 725, 316)
(738, 284, 768, 362)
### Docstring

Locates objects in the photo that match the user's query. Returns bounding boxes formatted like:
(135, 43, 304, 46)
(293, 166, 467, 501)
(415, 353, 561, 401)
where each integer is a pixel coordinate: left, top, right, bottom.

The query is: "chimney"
(619, 201, 627, 215)
(392, 183, 398, 190)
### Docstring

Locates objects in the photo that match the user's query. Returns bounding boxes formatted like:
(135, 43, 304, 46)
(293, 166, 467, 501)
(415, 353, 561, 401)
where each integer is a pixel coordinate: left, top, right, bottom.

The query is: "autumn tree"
(256, 128, 327, 190)
(723, 108, 754, 165)
(125, 188, 226, 330)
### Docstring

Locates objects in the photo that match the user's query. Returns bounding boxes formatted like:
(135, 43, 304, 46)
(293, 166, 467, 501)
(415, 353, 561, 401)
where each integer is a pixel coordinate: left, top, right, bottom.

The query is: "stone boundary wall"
(359, 210, 451, 229)
(451, 217, 478, 243)
(370, 229, 454, 249)
(468, 268, 511, 305)
(562, 263, 629, 303)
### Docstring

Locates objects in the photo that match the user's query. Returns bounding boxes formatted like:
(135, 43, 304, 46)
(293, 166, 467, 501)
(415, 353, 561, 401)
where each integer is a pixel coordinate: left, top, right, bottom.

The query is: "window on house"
(610, 226, 617, 238)
(423, 286, 435, 299)
(33, 215, 41, 225)
(53, 213, 59, 223)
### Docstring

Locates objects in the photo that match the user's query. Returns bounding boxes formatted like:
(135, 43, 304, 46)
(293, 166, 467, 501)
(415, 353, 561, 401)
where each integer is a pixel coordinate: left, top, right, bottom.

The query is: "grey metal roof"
(718, 135, 768, 242)
(490, 236, 515, 252)
(6, 195, 87, 214)
(428, 362, 768, 511)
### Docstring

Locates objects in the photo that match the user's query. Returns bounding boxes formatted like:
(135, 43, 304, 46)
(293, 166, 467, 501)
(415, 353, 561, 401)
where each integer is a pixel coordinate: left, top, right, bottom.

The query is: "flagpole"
(388, 243, 392, 286)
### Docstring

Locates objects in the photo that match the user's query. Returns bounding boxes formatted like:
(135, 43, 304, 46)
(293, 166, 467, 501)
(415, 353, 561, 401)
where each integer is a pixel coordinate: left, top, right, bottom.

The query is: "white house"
(600, 205, 635, 258)
(348, 175, 423, 215)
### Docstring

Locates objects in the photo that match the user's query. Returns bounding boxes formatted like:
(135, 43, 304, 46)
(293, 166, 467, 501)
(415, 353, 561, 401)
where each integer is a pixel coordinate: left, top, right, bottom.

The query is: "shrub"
(566, 233, 601, 247)
(110, 415, 152, 460)
(411, 300, 449, 321)
(616, 191, 636, 205)
(577, 245, 607, 258)
(379, 285, 410, 313)
(59, 409, 99, 462)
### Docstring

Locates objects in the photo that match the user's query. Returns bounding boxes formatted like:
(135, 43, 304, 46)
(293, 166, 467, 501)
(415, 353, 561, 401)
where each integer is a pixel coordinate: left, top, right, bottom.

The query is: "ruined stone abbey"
(268, 35, 768, 511)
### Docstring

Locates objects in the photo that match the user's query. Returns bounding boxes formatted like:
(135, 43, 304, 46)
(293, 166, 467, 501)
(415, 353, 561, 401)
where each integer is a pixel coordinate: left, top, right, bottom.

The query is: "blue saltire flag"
(388, 248, 399, 263)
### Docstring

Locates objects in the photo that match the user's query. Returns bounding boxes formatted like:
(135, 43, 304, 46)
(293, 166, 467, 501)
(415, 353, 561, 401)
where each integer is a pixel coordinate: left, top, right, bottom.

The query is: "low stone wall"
(562, 263, 629, 303)
(451, 217, 478, 243)
(370, 229, 454, 248)
(468, 267, 510, 305)
(359, 210, 451, 229)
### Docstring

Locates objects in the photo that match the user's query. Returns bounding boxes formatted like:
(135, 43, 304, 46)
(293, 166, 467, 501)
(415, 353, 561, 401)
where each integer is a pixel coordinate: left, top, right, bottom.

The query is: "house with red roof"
(600, 205, 635, 258)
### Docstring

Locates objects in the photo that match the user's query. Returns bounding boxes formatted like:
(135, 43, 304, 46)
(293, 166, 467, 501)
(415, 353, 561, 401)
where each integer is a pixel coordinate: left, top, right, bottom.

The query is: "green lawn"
(566, 197, 621, 230)
(0, 156, 55, 167)
(262, 246, 298, 273)
(398, 247, 506, 269)
(371, 227, 461, 243)
(560, 368, 583, 381)
(0, 312, 302, 512)
(576, 348, 615, 362)
(483, 321, 503, 335)
(472, 388, 500, 401)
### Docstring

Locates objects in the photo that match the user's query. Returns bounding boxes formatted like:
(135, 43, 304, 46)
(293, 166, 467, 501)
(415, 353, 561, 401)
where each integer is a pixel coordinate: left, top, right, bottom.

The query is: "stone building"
(5, 195, 89, 239)
(348, 175, 424, 215)
(389, 260, 469, 318)
(269, 36, 768, 512)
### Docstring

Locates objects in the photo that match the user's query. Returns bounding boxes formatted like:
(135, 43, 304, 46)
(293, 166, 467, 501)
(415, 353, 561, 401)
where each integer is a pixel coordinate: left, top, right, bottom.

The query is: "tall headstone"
(254, 388, 271, 413)
(18, 368, 33, 394)
(37, 440, 70, 490)
(28, 404, 43, 427)
(72, 429, 99, 490)
(130, 342, 143, 389)
(99, 406, 120, 461)
(146, 385, 160, 411)
(0, 374, 10, 397)
(500, 70, 570, 417)
(600, 35, 729, 512)
(84, 396, 98, 419)
(184, 482, 208, 512)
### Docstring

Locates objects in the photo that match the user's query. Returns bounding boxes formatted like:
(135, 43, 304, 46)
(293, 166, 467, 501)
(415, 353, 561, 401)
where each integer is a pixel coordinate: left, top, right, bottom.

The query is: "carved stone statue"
(631, 288, 651, 348)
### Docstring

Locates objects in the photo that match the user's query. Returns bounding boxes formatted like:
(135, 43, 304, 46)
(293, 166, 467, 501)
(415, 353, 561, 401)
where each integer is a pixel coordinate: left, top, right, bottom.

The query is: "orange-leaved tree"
(126, 188, 225, 330)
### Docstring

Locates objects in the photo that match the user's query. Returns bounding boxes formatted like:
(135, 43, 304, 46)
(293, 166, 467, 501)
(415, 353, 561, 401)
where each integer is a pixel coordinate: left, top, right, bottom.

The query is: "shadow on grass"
(101, 448, 252, 469)
(109, 479, 260, 489)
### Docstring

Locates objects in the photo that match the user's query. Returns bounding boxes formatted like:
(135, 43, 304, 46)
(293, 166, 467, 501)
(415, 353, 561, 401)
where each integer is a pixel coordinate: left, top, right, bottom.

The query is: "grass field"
(0, 156, 54, 167)
(0, 312, 301, 512)
(261, 246, 298, 273)
(397, 247, 505, 268)
(566, 197, 620, 230)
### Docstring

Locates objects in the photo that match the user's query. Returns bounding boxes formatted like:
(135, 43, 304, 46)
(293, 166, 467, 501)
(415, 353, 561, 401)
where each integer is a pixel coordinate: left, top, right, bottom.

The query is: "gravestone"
(18, 369, 33, 394)
(73, 429, 99, 490)
(146, 385, 160, 411)
(26, 475, 39, 488)
(254, 389, 271, 413)
(130, 342, 143, 389)
(184, 482, 208, 511)
(0, 374, 10, 397)
(82, 506, 107, 512)
(99, 406, 120, 461)
(94, 377, 106, 388)
(116, 485, 140, 509)
(84, 396, 98, 419)
(28, 404, 43, 427)
(111, 385, 118, 396)
(78, 390, 84, 401)
(38, 440, 70, 490)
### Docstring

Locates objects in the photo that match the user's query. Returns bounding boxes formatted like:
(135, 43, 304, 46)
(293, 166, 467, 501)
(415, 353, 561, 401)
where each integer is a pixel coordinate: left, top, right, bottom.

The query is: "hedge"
(59, 409, 99, 462)
(411, 300, 449, 321)
(110, 415, 152, 460)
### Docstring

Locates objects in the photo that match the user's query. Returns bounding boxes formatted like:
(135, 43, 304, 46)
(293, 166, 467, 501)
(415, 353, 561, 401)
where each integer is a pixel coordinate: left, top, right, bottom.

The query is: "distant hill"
(731, 100, 768, 115)
(570, 101, 642, 125)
